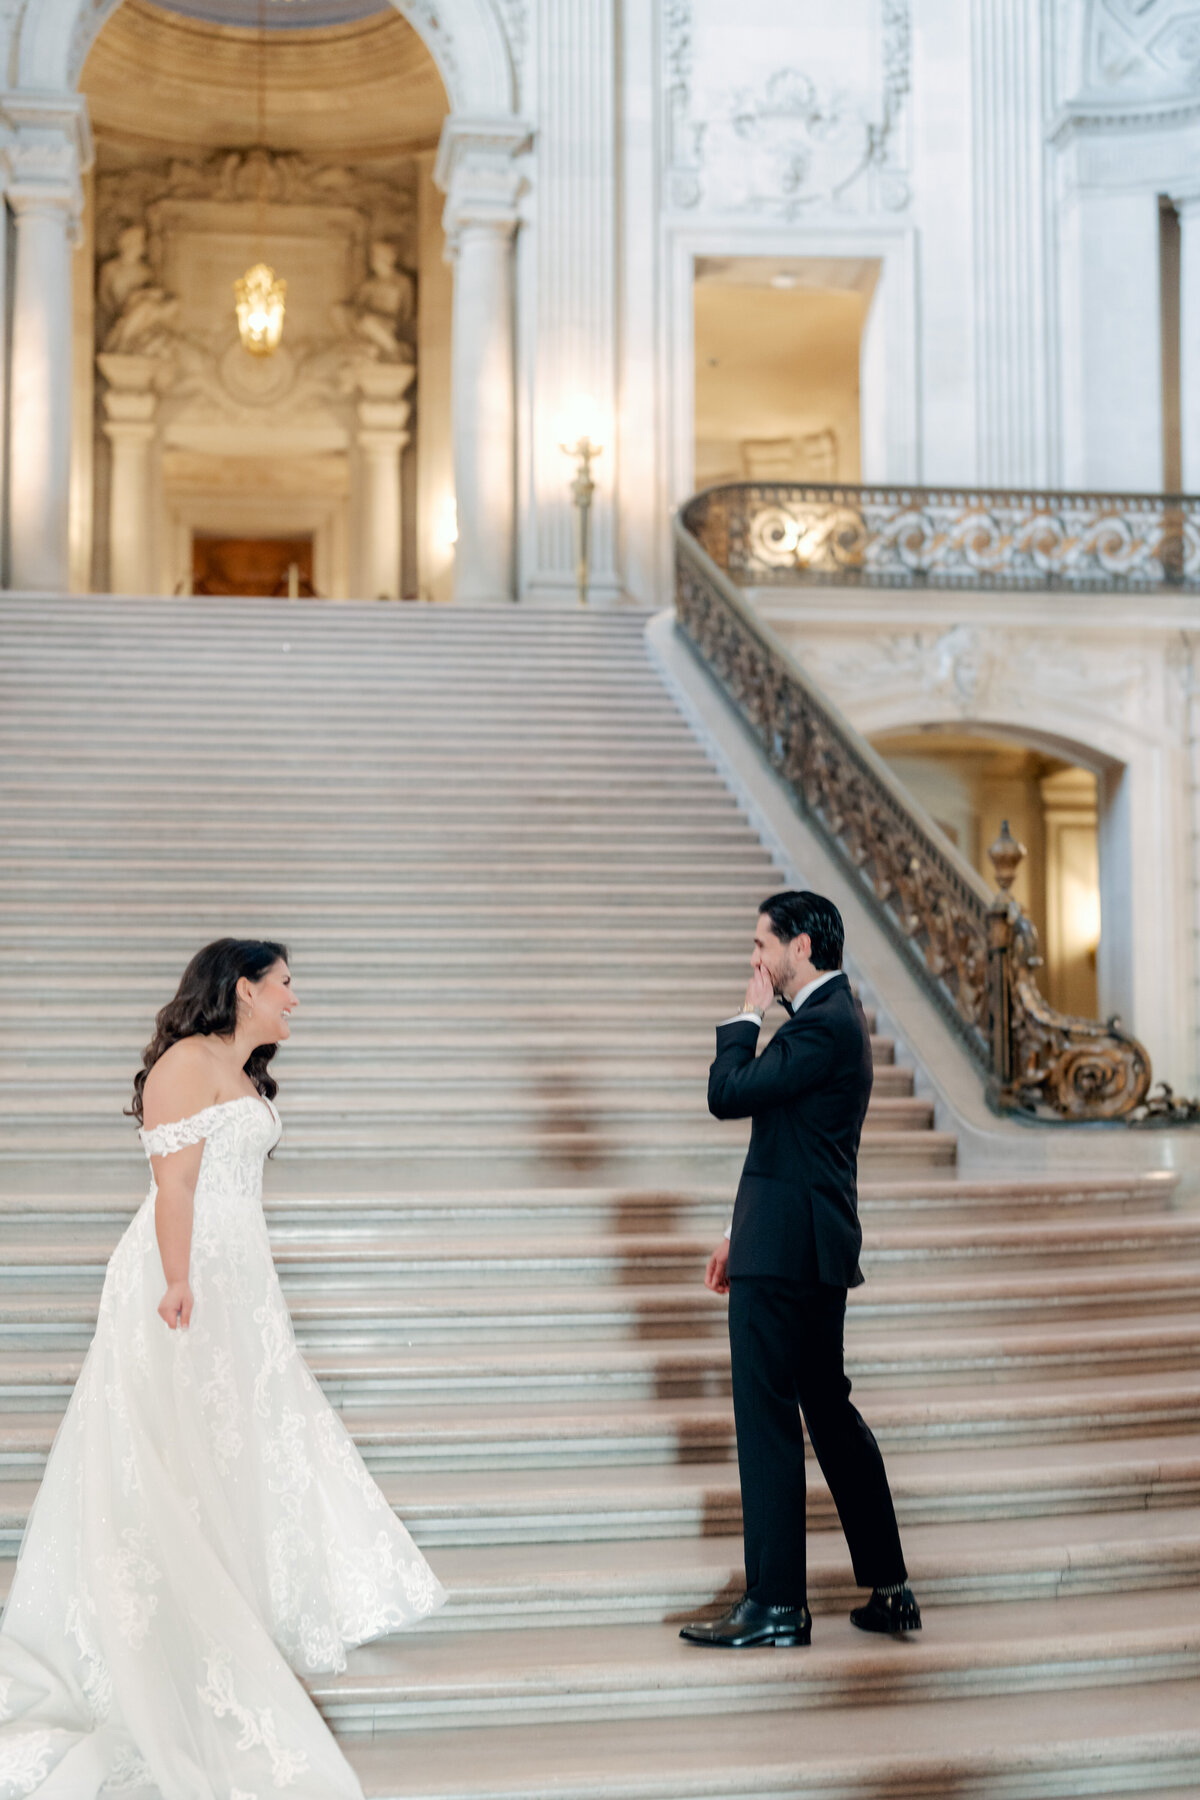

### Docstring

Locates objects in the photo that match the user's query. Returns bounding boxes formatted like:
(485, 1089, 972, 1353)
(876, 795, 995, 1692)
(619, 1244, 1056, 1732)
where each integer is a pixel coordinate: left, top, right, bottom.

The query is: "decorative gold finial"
(988, 818, 1026, 893)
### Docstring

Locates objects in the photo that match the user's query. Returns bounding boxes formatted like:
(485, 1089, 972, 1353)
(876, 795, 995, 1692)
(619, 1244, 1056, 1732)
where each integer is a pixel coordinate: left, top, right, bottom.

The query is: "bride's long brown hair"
(128, 938, 290, 1124)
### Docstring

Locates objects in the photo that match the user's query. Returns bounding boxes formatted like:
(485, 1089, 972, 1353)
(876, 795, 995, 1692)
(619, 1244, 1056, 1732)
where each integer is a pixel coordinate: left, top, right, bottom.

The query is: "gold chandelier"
(235, 261, 286, 356)
(235, 0, 286, 356)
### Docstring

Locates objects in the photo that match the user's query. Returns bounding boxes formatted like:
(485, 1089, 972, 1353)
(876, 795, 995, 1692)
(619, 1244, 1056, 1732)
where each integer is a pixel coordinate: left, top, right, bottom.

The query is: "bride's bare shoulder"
(143, 1038, 221, 1131)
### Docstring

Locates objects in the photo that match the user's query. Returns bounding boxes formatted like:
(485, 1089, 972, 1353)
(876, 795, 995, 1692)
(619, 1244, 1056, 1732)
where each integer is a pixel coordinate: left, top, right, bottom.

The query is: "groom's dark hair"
(758, 891, 844, 972)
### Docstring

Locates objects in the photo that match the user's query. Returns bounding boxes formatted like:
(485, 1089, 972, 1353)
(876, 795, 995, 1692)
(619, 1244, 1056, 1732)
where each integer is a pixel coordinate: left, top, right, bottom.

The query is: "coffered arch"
(9, 0, 516, 116)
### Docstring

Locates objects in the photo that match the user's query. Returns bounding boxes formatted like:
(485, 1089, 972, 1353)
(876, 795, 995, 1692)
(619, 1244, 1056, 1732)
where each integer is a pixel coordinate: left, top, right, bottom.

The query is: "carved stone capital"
(434, 113, 531, 247)
(1, 92, 92, 238)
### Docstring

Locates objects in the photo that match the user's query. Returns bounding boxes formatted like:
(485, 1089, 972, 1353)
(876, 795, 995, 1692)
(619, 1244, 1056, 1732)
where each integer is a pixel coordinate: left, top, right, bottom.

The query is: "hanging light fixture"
(234, 0, 286, 355)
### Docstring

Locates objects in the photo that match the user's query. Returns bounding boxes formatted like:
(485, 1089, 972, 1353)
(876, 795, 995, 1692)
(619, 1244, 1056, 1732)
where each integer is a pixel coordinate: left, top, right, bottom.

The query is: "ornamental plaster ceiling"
(146, 0, 388, 24)
(81, 0, 447, 159)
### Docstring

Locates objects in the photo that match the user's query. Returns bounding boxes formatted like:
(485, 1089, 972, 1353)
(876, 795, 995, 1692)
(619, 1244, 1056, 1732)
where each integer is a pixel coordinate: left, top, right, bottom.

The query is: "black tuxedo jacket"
(709, 972, 872, 1287)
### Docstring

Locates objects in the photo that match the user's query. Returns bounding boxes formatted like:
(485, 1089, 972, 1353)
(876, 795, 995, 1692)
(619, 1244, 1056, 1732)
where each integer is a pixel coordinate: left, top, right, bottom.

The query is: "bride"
(0, 939, 445, 1798)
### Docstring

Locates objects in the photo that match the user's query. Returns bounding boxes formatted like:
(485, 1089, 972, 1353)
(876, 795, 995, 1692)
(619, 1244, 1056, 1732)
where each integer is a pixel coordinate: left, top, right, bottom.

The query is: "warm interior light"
(560, 393, 604, 453)
(439, 495, 458, 549)
(235, 262, 286, 357)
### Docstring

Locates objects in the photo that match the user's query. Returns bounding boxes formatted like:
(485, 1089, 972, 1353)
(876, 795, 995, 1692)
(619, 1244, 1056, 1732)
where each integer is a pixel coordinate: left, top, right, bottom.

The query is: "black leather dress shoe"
(679, 1594, 811, 1648)
(850, 1586, 921, 1634)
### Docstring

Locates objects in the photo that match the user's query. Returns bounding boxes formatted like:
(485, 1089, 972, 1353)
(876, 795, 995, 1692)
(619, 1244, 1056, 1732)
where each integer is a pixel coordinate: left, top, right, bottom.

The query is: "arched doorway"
(79, 0, 450, 600)
(1, 0, 526, 602)
(871, 723, 1114, 1022)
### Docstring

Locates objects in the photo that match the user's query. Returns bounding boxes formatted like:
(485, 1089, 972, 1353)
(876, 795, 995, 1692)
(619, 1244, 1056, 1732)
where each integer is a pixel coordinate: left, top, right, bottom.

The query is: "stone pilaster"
(4, 95, 92, 594)
(435, 115, 529, 603)
(969, 0, 1051, 486)
(1178, 194, 1200, 495)
(526, 0, 619, 600)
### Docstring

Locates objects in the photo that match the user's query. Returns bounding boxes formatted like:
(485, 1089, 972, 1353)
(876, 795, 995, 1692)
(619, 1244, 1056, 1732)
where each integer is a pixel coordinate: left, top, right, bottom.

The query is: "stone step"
(0, 1443, 1196, 1593)
(0, 1053, 906, 1090)
(346, 1503, 1200, 1618)
(338, 1679, 1200, 1799)
(0, 1173, 1173, 1226)
(311, 1592, 1200, 1733)
(0, 1278, 1190, 1354)
(0, 839, 777, 869)
(0, 1069, 920, 1106)
(0, 1339, 1193, 1437)
(0, 943, 760, 973)
(3, 1377, 1197, 1491)
(0, 1092, 929, 1130)
(16, 1221, 1189, 1285)
(1, 772, 733, 798)
(0, 1138, 950, 1175)
(0, 901, 783, 928)
(0, 1007, 878, 1036)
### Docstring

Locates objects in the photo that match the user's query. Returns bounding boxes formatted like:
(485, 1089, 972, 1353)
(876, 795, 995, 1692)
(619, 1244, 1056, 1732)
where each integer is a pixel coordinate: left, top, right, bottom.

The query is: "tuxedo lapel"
(779, 972, 850, 1029)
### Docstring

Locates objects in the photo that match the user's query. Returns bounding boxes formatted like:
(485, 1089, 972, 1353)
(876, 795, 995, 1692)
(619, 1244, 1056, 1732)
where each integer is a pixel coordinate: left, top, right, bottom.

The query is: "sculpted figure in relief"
(334, 241, 416, 364)
(98, 224, 180, 359)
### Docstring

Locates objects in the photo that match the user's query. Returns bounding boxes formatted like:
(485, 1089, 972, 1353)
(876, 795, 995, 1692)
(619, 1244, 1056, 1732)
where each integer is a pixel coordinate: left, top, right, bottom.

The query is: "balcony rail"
(682, 480, 1199, 593)
(673, 491, 1154, 1122)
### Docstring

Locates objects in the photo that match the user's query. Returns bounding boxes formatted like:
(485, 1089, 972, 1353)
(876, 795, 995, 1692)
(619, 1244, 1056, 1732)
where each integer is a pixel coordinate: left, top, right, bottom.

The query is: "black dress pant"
(728, 1276, 906, 1605)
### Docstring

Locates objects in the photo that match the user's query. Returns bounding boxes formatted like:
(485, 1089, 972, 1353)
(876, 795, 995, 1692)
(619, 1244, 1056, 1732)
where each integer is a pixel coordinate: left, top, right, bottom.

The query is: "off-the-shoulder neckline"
(138, 1094, 277, 1140)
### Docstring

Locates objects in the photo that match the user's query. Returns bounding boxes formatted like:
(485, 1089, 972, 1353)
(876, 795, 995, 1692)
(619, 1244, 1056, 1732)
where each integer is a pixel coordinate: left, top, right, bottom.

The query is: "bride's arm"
(143, 1042, 217, 1331)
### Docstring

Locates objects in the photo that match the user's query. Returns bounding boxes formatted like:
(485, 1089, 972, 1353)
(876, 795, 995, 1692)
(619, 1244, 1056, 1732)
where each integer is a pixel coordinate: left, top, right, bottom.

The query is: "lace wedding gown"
(0, 1095, 446, 1798)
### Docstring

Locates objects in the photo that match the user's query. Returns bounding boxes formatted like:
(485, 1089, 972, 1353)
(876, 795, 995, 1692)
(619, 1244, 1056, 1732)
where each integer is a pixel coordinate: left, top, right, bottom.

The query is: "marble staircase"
(0, 596, 1197, 1797)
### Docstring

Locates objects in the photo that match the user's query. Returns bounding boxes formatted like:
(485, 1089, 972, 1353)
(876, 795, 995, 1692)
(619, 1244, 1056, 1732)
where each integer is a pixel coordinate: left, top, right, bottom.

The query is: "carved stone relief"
(94, 150, 419, 425)
(662, 0, 911, 216)
(794, 626, 1151, 726)
(1083, 0, 1200, 98)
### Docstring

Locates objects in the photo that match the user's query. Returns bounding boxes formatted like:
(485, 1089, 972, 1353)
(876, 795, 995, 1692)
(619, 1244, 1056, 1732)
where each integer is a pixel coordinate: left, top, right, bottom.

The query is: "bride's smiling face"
(248, 960, 297, 1043)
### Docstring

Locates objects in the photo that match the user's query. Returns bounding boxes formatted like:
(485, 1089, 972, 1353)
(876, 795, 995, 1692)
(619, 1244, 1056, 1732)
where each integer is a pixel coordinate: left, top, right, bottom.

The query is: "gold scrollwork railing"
(673, 505, 1153, 1122)
(684, 481, 1199, 592)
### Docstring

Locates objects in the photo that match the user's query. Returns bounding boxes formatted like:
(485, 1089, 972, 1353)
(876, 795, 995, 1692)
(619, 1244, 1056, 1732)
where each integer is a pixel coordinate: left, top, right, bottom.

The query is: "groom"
(680, 890, 920, 1648)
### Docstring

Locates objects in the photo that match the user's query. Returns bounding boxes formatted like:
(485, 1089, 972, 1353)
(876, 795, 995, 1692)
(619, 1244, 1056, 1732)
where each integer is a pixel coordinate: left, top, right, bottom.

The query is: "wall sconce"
(438, 494, 458, 552)
(560, 395, 604, 607)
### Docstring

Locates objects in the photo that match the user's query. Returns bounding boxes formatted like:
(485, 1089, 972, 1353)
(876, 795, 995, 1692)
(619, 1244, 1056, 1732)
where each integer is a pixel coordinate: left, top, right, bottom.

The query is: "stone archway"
(1, 0, 528, 600)
(13, 0, 515, 115)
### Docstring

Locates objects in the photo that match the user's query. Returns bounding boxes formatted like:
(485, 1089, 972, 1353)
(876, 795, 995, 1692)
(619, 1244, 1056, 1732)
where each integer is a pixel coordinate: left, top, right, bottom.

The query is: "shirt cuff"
(724, 1224, 732, 1240)
(718, 1010, 762, 1028)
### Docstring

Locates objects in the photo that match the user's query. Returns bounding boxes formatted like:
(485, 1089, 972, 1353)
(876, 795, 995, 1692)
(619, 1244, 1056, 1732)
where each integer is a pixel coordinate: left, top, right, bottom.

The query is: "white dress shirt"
(718, 967, 843, 1030)
(719, 969, 844, 1241)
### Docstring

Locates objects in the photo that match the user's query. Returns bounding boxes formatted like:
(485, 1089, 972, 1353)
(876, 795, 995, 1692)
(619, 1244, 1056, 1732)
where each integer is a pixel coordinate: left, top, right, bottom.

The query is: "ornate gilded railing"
(684, 481, 1199, 592)
(673, 505, 1153, 1121)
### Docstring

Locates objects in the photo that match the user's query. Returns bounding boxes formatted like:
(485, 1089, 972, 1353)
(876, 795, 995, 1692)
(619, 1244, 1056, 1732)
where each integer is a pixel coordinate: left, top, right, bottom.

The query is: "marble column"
(1178, 195, 1200, 495)
(5, 98, 91, 594)
(355, 362, 415, 600)
(97, 354, 159, 596)
(435, 117, 529, 604)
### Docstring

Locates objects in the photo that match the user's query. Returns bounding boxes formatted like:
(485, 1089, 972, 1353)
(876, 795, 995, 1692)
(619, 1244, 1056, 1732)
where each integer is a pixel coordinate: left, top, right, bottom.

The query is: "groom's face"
(752, 916, 810, 998)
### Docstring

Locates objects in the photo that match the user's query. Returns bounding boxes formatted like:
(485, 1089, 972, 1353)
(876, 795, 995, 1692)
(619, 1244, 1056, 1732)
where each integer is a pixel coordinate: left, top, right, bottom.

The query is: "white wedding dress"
(0, 1095, 446, 1798)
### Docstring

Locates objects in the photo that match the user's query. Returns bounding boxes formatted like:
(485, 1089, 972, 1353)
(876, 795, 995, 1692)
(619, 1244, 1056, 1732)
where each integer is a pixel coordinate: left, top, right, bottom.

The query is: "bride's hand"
(158, 1280, 194, 1331)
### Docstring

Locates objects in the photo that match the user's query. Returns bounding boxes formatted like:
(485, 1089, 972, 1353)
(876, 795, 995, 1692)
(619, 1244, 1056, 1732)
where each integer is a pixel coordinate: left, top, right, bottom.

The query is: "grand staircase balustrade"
(680, 480, 1200, 593)
(674, 492, 1153, 1121)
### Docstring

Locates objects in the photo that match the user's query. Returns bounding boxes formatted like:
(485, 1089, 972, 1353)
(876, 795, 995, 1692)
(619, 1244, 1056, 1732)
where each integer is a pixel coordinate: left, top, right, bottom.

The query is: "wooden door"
(192, 537, 316, 597)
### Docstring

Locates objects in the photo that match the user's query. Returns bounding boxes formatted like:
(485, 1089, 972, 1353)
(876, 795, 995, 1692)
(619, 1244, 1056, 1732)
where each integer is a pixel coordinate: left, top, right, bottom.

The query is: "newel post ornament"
(982, 820, 1152, 1120)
